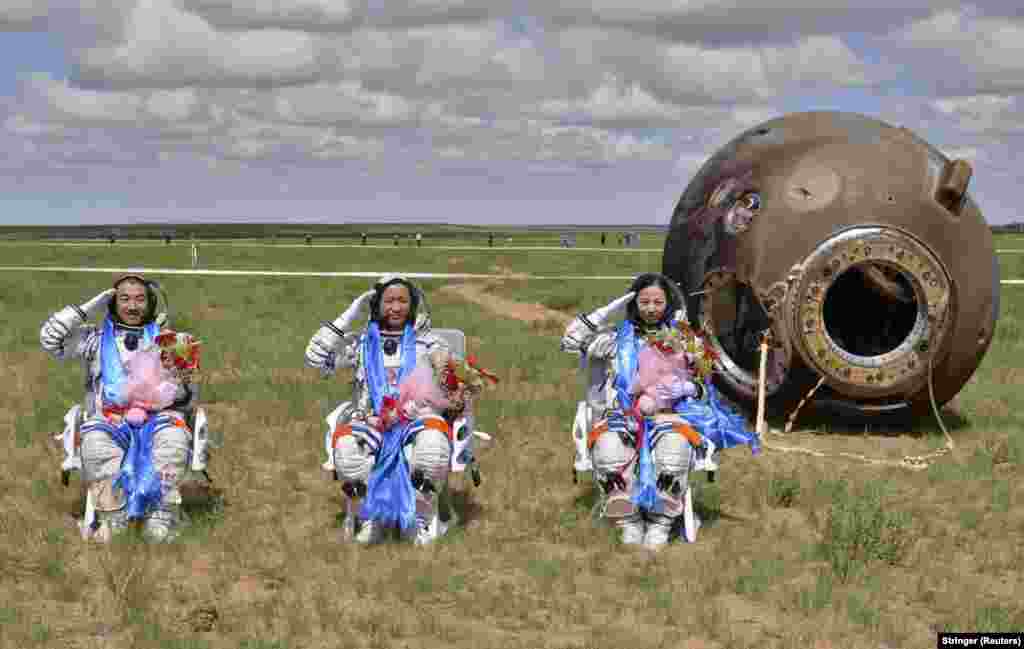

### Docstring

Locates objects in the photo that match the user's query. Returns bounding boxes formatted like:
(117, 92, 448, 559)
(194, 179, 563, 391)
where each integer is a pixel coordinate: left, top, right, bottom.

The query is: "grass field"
(1, 239, 1022, 649)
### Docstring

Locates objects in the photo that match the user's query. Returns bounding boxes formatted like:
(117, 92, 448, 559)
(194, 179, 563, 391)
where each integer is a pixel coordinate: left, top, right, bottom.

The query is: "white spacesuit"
(305, 276, 453, 545)
(39, 274, 196, 542)
(561, 273, 706, 549)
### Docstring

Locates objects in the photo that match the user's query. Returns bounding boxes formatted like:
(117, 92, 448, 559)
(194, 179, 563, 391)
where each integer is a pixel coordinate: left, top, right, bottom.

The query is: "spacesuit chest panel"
(382, 338, 403, 389)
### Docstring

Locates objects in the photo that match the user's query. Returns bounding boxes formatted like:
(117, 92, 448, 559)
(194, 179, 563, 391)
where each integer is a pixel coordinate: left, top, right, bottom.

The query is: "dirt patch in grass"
(440, 282, 571, 326)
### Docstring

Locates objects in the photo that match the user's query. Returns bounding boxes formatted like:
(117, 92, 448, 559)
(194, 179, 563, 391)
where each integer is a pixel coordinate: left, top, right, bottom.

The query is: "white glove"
(655, 376, 698, 405)
(588, 292, 635, 329)
(331, 290, 376, 333)
(586, 334, 617, 360)
(78, 289, 116, 321)
(681, 380, 698, 398)
(563, 292, 635, 355)
(306, 290, 375, 368)
(655, 376, 686, 403)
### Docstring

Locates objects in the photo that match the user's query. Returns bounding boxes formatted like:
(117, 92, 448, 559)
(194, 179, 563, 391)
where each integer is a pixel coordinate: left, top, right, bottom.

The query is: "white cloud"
(931, 95, 1023, 135)
(73, 0, 324, 89)
(889, 9, 1024, 94)
(33, 76, 143, 124)
(533, 81, 683, 127)
(145, 89, 201, 122)
(529, 0, 955, 45)
(0, 1, 53, 29)
(4, 1, 1024, 225)
(4, 113, 72, 139)
(264, 82, 418, 127)
(552, 28, 871, 107)
(331, 23, 550, 99)
(182, 0, 360, 30)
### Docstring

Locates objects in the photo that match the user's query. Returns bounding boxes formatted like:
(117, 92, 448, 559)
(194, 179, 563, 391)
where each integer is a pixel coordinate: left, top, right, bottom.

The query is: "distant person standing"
(361, 232, 368, 246)
(416, 232, 422, 247)
(191, 240, 199, 269)
(601, 232, 606, 247)
(393, 233, 400, 246)
(488, 232, 494, 247)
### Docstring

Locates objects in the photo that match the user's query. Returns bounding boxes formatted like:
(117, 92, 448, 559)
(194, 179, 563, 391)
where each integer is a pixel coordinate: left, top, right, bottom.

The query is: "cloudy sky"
(1, 2, 1021, 226)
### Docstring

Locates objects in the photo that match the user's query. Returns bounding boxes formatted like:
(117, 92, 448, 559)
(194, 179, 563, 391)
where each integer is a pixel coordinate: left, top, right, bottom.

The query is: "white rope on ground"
(758, 342, 956, 472)
(0, 266, 639, 280)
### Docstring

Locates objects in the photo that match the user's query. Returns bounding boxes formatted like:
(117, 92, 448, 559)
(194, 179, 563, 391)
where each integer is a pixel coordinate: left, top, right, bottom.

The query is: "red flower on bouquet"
(644, 320, 720, 383)
(154, 330, 202, 379)
(376, 395, 405, 431)
(465, 355, 500, 385)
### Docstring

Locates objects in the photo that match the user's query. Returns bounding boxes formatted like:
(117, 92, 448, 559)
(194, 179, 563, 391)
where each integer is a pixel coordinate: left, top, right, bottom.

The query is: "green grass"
(795, 571, 834, 613)
(767, 472, 802, 508)
(1, 238, 1023, 649)
(816, 481, 913, 583)
(0, 240, 661, 278)
(734, 557, 786, 596)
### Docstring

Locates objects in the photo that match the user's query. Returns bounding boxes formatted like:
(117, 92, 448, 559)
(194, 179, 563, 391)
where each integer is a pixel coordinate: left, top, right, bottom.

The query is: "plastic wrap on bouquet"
(674, 382, 761, 454)
(120, 349, 178, 424)
(398, 365, 450, 419)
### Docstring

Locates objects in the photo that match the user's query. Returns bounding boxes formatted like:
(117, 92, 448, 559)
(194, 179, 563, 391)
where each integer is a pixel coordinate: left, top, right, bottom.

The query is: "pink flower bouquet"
(630, 346, 695, 415)
(120, 348, 180, 424)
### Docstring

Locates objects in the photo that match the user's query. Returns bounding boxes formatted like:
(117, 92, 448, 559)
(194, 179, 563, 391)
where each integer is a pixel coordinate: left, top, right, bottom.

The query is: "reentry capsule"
(662, 111, 1000, 416)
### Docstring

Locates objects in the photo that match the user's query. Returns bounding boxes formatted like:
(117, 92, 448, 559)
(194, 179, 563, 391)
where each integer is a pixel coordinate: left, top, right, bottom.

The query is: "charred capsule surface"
(663, 111, 999, 415)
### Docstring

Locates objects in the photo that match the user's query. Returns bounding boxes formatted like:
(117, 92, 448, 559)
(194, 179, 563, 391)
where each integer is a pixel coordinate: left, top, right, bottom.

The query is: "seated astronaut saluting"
(39, 273, 200, 542)
(305, 275, 459, 546)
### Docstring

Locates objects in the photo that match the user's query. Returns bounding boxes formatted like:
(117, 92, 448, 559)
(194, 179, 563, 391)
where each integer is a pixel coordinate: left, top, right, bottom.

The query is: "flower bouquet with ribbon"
(650, 322, 760, 456)
(115, 331, 200, 425)
(154, 330, 202, 383)
(434, 351, 499, 421)
(630, 345, 696, 416)
(646, 321, 719, 384)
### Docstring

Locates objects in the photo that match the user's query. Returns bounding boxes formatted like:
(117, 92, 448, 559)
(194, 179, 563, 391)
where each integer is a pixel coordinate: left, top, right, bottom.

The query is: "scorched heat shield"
(662, 111, 1000, 416)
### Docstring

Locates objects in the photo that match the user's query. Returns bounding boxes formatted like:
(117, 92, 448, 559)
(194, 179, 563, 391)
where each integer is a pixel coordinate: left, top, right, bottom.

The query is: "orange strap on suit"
(332, 417, 452, 450)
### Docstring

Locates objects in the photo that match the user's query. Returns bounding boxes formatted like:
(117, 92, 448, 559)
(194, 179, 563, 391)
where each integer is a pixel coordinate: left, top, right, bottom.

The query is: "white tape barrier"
(0, 241, 662, 253)
(0, 265, 638, 280)
(7, 241, 1024, 256)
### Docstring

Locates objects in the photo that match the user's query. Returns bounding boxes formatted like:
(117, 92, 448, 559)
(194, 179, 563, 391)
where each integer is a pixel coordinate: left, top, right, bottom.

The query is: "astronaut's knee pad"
(591, 430, 637, 518)
(591, 429, 631, 476)
(652, 433, 691, 517)
(80, 420, 124, 484)
(410, 423, 451, 487)
(334, 434, 375, 487)
(152, 422, 190, 465)
(152, 421, 190, 503)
